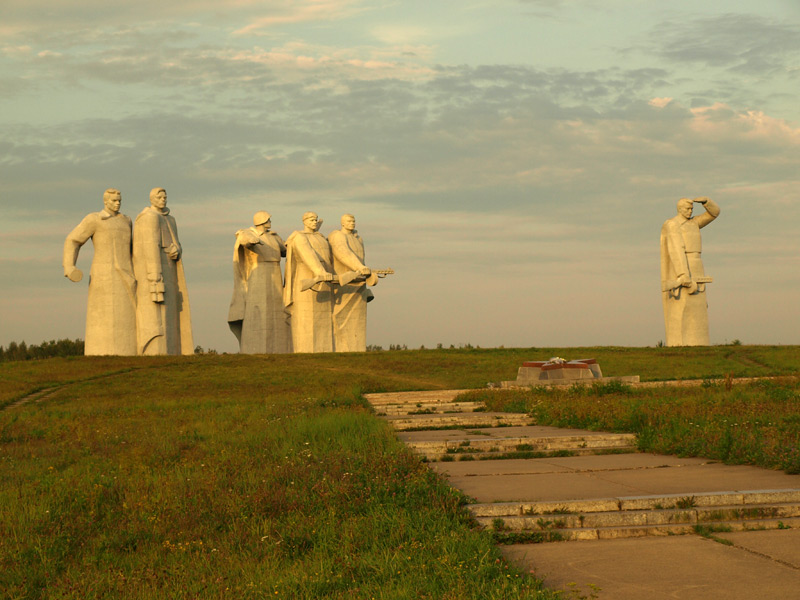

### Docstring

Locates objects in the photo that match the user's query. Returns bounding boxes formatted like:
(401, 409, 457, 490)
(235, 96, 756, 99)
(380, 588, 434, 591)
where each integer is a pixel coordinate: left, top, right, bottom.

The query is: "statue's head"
(302, 211, 320, 232)
(341, 214, 356, 231)
(677, 198, 693, 219)
(103, 188, 122, 215)
(253, 211, 271, 229)
(150, 188, 167, 209)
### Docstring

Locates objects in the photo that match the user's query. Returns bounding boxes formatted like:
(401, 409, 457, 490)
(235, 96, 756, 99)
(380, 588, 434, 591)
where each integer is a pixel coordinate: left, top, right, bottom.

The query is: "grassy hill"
(1, 346, 798, 598)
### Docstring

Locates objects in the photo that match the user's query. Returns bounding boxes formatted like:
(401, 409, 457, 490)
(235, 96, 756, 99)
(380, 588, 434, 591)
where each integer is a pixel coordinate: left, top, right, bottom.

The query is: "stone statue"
(63, 188, 137, 355)
(328, 214, 375, 352)
(132, 188, 193, 355)
(283, 212, 335, 353)
(660, 196, 720, 346)
(227, 211, 291, 354)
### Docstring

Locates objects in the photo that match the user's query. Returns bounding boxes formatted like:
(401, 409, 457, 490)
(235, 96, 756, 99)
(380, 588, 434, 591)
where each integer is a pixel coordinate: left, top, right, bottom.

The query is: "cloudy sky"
(1, 0, 798, 353)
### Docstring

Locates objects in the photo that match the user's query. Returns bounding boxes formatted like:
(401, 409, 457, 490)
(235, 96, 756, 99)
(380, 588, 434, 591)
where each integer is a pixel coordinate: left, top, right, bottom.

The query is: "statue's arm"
(329, 231, 369, 273)
(693, 197, 720, 229)
(292, 234, 329, 277)
(166, 215, 182, 260)
(236, 228, 260, 248)
(138, 210, 163, 282)
(663, 221, 690, 280)
(63, 214, 96, 279)
(272, 233, 287, 257)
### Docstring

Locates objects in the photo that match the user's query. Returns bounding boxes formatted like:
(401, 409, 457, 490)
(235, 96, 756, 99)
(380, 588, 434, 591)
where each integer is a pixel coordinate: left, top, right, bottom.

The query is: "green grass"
(1, 352, 561, 599)
(1, 345, 798, 598)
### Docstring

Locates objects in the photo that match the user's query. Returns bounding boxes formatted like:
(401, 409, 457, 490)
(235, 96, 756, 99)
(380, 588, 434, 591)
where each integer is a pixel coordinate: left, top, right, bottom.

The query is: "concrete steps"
(365, 390, 482, 417)
(471, 490, 800, 542)
(383, 411, 533, 431)
(375, 401, 485, 416)
(405, 432, 638, 461)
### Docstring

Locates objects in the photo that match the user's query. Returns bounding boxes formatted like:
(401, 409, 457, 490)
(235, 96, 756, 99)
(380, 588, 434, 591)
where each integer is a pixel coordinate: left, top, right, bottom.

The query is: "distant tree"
(0, 338, 84, 362)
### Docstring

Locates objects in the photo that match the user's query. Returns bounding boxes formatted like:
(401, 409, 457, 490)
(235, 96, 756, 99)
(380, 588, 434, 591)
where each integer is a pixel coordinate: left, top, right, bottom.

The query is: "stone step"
(468, 489, 800, 517)
(383, 412, 533, 431)
(375, 401, 485, 416)
(407, 433, 638, 460)
(477, 502, 800, 529)
(437, 446, 636, 462)
(471, 489, 800, 542)
(364, 390, 470, 406)
(489, 516, 800, 542)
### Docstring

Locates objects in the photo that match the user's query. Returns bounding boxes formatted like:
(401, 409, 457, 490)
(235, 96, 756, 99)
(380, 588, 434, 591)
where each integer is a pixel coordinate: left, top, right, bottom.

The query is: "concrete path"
(365, 389, 800, 600)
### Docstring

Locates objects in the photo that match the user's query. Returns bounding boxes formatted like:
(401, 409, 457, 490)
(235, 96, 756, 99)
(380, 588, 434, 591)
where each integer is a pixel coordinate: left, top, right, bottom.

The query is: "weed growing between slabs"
(468, 376, 800, 474)
(0, 354, 558, 599)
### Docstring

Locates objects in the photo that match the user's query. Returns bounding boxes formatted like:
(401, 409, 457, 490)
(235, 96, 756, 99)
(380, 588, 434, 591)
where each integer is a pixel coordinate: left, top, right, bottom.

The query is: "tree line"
(0, 339, 85, 362)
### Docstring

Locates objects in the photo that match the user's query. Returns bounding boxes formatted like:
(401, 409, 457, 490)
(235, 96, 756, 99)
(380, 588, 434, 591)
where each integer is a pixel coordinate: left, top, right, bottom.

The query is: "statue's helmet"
(253, 211, 271, 226)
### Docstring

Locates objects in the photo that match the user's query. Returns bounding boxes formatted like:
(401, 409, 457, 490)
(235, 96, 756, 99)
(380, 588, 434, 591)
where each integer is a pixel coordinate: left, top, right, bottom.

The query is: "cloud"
(234, 0, 369, 34)
(647, 13, 800, 76)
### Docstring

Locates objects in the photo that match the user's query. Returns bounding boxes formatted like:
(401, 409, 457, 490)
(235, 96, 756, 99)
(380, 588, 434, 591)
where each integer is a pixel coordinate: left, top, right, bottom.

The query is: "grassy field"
(1, 345, 798, 598)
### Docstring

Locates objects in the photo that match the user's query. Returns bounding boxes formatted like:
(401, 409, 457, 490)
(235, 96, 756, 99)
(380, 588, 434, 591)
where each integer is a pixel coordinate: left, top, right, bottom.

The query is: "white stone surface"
(283, 212, 336, 353)
(660, 197, 720, 346)
(63, 189, 137, 356)
(227, 212, 291, 354)
(328, 214, 373, 353)
(132, 188, 194, 355)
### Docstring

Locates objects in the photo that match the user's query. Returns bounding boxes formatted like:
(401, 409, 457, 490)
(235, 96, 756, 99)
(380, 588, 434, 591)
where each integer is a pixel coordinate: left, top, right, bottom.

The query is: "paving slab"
(716, 529, 800, 569)
(502, 535, 800, 600)
(430, 453, 712, 478)
(443, 457, 800, 503)
(397, 425, 607, 443)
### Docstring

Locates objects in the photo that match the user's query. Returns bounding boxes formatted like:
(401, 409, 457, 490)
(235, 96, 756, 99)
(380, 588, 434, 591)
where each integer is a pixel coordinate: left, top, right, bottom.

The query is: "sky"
(1, 0, 798, 353)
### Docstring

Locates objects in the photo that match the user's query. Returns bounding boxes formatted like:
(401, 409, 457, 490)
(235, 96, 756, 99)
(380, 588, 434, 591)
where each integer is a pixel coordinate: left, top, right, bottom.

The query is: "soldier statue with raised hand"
(660, 196, 721, 346)
(133, 187, 193, 355)
(228, 211, 291, 354)
(63, 188, 137, 355)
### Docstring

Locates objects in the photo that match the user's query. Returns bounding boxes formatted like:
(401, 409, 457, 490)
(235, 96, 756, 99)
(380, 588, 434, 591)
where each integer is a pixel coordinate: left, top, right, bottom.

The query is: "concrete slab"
(446, 461, 800, 503)
(451, 471, 646, 503)
(397, 425, 605, 443)
(429, 458, 575, 477)
(502, 535, 800, 600)
(716, 529, 800, 569)
(540, 453, 712, 471)
(431, 454, 712, 478)
(596, 463, 800, 497)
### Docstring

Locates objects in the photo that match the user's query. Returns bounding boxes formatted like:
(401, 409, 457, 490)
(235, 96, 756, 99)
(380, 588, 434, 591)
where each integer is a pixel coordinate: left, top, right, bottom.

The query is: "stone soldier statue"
(132, 187, 193, 355)
(328, 214, 375, 352)
(228, 211, 291, 354)
(660, 196, 720, 346)
(63, 188, 137, 355)
(283, 212, 336, 353)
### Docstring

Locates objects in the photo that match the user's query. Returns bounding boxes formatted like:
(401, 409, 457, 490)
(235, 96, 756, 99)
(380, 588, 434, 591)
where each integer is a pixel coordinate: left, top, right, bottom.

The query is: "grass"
(1, 345, 798, 598)
(2, 352, 563, 600)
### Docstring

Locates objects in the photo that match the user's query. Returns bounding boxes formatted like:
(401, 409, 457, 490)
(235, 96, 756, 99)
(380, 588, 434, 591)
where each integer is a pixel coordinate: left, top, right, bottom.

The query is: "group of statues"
(64, 188, 193, 356)
(64, 190, 390, 355)
(65, 188, 721, 355)
(227, 211, 390, 354)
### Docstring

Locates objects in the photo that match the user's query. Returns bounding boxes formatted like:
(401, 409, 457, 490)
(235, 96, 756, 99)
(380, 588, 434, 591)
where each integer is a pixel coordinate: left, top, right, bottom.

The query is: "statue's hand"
(148, 276, 165, 303)
(677, 274, 690, 287)
(358, 266, 371, 276)
(320, 272, 334, 282)
(166, 243, 181, 260)
(65, 267, 83, 282)
(693, 197, 709, 205)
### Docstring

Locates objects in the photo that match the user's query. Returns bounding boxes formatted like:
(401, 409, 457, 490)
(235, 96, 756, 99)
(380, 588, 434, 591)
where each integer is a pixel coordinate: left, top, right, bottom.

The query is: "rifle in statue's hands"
(662, 275, 712, 293)
(300, 270, 359, 292)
